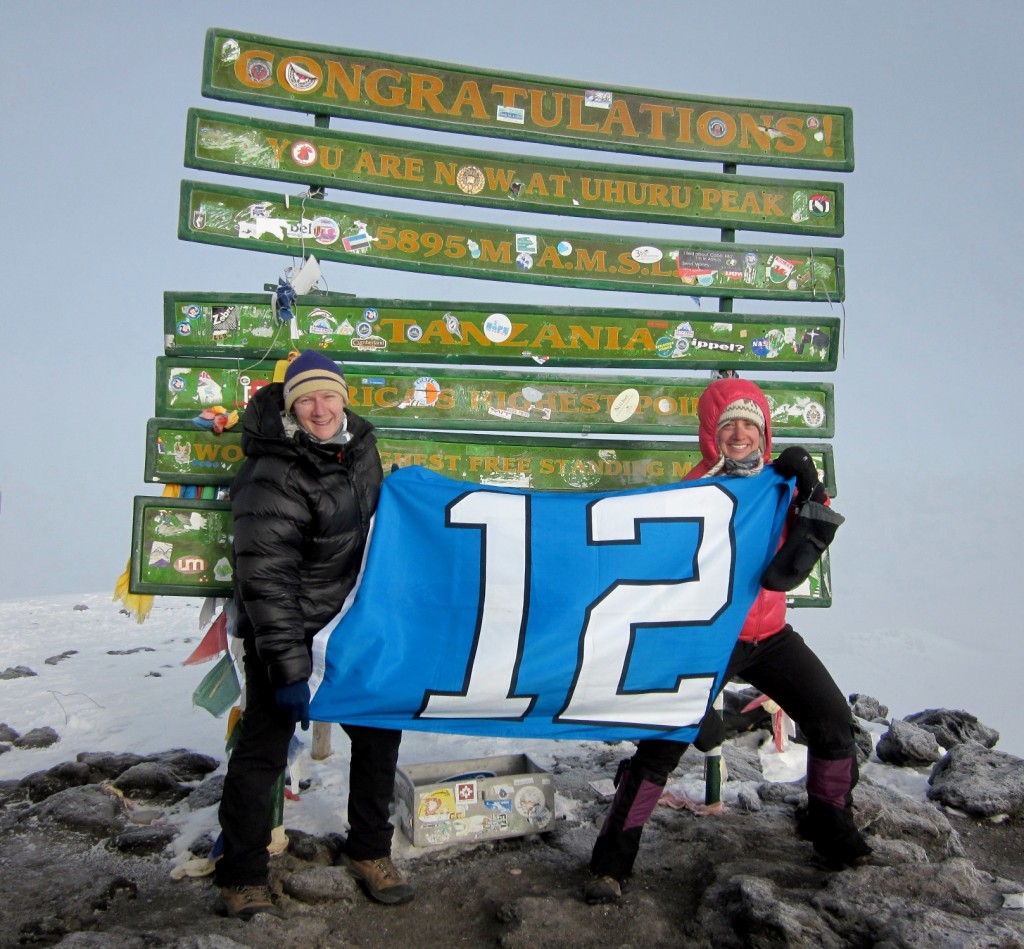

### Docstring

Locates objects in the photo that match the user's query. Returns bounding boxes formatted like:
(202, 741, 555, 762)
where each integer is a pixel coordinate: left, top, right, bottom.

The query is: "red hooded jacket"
(686, 378, 788, 642)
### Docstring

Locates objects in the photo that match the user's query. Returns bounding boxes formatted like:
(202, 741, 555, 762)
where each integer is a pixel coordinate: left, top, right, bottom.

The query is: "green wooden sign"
(180, 181, 845, 302)
(130, 496, 234, 595)
(186, 109, 843, 236)
(202, 29, 853, 171)
(165, 292, 841, 372)
(144, 419, 837, 496)
(155, 357, 835, 438)
(129, 493, 830, 606)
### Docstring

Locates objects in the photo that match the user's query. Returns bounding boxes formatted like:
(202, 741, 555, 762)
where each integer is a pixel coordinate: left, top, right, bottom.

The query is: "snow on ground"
(0, 591, 991, 870)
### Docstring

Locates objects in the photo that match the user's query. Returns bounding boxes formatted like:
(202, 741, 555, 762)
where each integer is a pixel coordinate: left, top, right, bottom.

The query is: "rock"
(285, 827, 340, 864)
(112, 762, 191, 803)
(905, 709, 1000, 750)
(0, 722, 18, 741)
(0, 665, 37, 680)
(721, 742, 764, 784)
(76, 751, 150, 779)
(813, 859, 1019, 944)
(20, 761, 95, 802)
(21, 784, 129, 837)
(853, 721, 875, 764)
(854, 781, 963, 858)
(699, 874, 846, 947)
(928, 742, 1024, 818)
(13, 726, 59, 749)
(44, 650, 78, 665)
(876, 719, 944, 766)
(282, 865, 357, 903)
(149, 748, 220, 781)
(107, 824, 179, 855)
(187, 773, 225, 810)
(850, 693, 890, 723)
(72, 604, 90, 611)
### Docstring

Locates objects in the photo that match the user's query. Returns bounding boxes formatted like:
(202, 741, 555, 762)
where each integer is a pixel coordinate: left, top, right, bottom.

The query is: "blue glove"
(275, 680, 311, 731)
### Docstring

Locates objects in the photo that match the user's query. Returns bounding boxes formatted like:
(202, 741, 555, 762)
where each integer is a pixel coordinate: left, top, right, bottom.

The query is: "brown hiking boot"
(584, 874, 622, 904)
(341, 855, 415, 905)
(216, 884, 282, 919)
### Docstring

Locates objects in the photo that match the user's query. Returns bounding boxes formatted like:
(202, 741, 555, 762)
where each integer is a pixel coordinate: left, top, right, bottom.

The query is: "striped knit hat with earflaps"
(282, 351, 349, 413)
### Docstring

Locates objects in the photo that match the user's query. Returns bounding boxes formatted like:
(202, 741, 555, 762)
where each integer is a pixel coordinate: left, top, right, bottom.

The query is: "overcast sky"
(3, 2, 1023, 742)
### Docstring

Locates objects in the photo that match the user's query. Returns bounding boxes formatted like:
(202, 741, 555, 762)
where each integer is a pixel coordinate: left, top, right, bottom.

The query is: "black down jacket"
(230, 382, 382, 687)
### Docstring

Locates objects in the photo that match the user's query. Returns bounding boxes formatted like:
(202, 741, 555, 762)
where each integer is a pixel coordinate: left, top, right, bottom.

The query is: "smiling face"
(292, 389, 346, 440)
(718, 418, 763, 462)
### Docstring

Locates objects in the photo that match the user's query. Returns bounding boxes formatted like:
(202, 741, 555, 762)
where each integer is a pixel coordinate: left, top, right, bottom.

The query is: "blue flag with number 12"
(309, 464, 791, 743)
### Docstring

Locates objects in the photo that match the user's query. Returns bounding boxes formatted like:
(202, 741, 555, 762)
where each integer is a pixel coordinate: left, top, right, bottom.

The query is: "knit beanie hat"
(283, 350, 349, 413)
(706, 397, 767, 477)
(716, 398, 766, 437)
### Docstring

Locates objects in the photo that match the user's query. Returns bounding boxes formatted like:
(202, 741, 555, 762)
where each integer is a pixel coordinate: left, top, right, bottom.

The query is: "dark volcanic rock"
(905, 708, 1000, 751)
(13, 726, 59, 749)
(112, 762, 192, 803)
(0, 665, 37, 680)
(876, 718, 944, 767)
(928, 741, 1024, 818)
(21, 784, 129, 837)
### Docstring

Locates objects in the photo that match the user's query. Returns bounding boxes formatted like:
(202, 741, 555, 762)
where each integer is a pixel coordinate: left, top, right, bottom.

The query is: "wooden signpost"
(185, 108, 844, 235)
(200, 30, 853, 170)
(180, 180, 844, 301)
(164, 291, 840, 371)
(131, 28, 853, 616)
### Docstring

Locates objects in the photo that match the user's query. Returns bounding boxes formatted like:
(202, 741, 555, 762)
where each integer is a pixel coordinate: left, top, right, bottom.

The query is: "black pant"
(215, 637, 402, 887)
(590, 625, 858, 880)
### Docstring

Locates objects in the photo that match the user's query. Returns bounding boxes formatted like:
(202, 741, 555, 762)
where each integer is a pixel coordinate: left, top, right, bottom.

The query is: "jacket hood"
(690, 378, 773, 479)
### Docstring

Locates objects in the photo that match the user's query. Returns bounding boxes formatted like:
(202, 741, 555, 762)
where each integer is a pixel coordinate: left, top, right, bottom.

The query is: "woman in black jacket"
(215, 350, 413, 918)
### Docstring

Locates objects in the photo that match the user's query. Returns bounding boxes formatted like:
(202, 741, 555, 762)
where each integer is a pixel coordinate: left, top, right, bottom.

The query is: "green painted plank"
(186, 108, 843, 236)
(130, 496, 234, 595)
(130, 493, 830, 607)
(154, 356, 835, 438)
(202, 29, 853, 171)
(180, 181, 845, 302)
(164, 291, 840, 372)
(144, 420, 837, 496)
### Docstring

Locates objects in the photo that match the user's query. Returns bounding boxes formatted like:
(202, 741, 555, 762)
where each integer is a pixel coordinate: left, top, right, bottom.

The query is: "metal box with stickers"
(393, 754, 555, 848)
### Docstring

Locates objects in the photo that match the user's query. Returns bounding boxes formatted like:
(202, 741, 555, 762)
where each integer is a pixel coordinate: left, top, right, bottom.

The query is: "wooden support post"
(311, 720, 333, 760)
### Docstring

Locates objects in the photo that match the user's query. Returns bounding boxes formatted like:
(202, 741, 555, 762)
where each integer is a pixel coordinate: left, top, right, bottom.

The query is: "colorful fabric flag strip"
(309, 465, 790, 743)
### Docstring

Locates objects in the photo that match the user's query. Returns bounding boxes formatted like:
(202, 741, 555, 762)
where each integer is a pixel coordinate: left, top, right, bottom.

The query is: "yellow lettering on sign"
(485, 167, 517, 191)
(365, 68, 405, 108)
(600, 100, 638, 137)
(566, 94, 600, 133)
(449, 80, 488, 119)
(324, 60, 364, 101)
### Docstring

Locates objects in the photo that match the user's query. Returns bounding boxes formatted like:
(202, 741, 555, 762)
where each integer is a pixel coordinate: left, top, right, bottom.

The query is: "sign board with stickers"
(185, 109, 844, 236)
(201, 30, 853, 171)
(164, 291, 840, 371)
(129, 487, 830, 607)
(130, 496, 235, 595)
(155, 357, 835, 438)
(179, 180, 845, 302)
(144, 419, 837, 496)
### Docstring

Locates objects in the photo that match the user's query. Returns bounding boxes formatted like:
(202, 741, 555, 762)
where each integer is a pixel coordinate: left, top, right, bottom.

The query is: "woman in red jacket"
(585, 378, 868, 904)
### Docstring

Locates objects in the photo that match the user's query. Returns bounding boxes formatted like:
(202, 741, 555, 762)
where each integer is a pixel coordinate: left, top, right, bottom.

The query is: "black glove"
(275, 680, 311, 731)
(772, 446, 825, 504)
(761, 502, 845, 592)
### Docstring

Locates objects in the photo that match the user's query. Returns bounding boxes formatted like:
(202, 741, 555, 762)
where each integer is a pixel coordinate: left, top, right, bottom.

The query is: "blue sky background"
(3, 2, 1023, 752)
